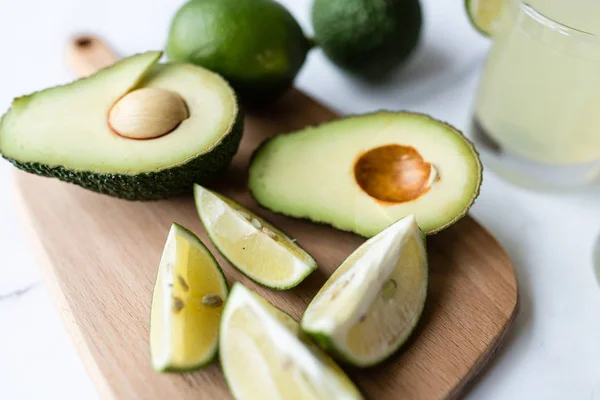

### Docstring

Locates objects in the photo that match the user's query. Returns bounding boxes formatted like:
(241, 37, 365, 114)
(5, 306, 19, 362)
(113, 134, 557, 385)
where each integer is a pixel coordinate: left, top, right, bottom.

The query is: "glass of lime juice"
(470, 0, 600, 188)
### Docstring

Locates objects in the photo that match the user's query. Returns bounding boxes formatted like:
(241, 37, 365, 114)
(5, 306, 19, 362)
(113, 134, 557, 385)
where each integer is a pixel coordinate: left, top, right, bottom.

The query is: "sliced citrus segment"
(194, 184, 317, 289)
(220, 283, 363, 400)
(302, 215, 428, 367)
(466, 0, 505, 36)
(150, 223, 228, 372)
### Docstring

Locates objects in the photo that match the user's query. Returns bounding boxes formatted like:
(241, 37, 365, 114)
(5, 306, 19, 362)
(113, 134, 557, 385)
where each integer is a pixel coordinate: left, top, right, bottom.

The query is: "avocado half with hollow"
(0, 51, 243, 200)
(248, 112, 482, 236)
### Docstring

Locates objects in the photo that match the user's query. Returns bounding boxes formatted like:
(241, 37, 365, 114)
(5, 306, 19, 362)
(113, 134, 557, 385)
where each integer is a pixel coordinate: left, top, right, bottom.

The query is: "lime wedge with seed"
(302, 215, 428, 367)
(194, 184, 317, 290)
(150, 223, 228, 372)
(220, 283, 363, 400)
(466, 0, 504, 37)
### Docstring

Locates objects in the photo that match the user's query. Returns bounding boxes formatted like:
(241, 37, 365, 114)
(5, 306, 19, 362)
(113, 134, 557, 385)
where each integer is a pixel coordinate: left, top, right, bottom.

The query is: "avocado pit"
(354, 144, 438, 203)
(108, 87, 189, 140)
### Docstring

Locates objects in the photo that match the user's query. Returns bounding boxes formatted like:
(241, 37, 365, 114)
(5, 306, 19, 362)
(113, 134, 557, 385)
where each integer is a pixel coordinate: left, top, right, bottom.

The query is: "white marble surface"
(0, 0, 599, 399)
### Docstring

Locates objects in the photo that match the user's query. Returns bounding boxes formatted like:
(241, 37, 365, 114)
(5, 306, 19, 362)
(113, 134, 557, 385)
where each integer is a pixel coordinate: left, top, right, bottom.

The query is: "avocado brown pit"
(354, 145, 438, 204)
(108, 87, 189, 140)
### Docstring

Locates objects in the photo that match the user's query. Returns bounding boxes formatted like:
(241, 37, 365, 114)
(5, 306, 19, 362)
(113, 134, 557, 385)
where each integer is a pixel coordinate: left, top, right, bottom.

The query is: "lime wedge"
(466, 0, 504, 36)
(302, 215, 428, 367)
(194, 184, 317, 290)
(220, 283, 363, 400)
(150, 223, 228, 372)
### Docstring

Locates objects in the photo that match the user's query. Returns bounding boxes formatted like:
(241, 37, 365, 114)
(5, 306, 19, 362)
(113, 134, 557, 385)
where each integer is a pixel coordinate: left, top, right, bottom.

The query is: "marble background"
(0, 0, 598, 398)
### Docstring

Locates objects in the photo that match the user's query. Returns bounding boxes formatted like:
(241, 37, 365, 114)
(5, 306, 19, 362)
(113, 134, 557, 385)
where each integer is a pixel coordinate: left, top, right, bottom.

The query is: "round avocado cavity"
(354, 145, 438, 204)
(108, 87, 190, 140)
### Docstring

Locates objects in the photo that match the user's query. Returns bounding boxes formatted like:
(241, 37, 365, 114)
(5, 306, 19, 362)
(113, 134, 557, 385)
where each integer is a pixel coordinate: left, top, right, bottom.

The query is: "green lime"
(194, 184, 317, 290)
(220, 283, 363, 399)
(166, 0, 311, 104)
(465, 0, 505, 37)
(311, 0, 422, 79)
(302, 215, 428, 367)
(149, 223, 228, 372)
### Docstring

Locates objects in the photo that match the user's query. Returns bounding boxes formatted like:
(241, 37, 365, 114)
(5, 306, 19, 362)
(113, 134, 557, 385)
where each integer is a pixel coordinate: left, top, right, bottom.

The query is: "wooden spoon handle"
(66, 36, 120, 78)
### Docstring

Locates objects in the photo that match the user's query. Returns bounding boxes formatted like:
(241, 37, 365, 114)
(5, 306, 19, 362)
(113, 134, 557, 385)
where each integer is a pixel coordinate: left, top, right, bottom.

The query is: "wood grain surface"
(14, 38, 519, 400)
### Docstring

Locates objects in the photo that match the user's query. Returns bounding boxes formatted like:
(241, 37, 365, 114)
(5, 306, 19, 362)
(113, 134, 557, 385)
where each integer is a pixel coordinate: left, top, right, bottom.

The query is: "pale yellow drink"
(475, 0, 600, 165)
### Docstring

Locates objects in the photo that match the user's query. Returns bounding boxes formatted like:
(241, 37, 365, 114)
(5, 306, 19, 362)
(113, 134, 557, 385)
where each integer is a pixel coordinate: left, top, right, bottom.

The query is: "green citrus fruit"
(166, 0, 311, 104)
(302, 215, 428, 367)
(465, 0, 505, 37)
(149, 223, 228, 372)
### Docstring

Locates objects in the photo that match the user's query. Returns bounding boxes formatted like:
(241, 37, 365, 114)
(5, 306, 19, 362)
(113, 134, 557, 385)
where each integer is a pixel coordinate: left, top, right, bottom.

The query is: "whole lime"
(167, 0, 311, 104)
(312, 0, 422, 79)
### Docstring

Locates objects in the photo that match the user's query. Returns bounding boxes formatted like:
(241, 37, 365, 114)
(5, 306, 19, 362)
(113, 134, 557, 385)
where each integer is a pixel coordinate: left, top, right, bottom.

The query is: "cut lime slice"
(220, 283, 363, 400)
(302, 215, 428, 367)
(466, 0, 504, 37)
(150, 223, 228, 372)
(194, 184, 317, 290)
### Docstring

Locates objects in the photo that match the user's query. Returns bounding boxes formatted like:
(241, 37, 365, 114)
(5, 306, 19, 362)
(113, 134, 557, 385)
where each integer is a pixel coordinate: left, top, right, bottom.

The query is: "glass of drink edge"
(469, 0, 600, 189)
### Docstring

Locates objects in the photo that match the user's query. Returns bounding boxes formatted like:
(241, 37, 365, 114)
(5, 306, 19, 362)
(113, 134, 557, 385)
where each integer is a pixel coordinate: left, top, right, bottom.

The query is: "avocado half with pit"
(248, 112, 482, 236)
(0, 51, 242, 200)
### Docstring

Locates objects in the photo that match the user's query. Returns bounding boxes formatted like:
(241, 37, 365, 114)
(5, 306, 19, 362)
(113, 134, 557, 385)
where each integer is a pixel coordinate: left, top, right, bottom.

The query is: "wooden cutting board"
(14, 37, 518, 400)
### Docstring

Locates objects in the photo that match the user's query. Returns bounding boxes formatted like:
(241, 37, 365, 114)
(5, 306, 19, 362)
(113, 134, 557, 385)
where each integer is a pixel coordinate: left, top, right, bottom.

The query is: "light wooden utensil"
(15, 36, 519, 399)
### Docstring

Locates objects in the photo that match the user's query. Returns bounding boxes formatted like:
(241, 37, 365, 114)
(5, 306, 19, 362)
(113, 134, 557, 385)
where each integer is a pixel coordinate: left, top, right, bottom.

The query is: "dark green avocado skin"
(3, 112, 243, 201)
(312, 0, 422, 79)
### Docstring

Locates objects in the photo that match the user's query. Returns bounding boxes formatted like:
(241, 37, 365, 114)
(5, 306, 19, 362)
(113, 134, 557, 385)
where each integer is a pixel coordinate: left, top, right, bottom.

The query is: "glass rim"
(519, 1, 600, 43)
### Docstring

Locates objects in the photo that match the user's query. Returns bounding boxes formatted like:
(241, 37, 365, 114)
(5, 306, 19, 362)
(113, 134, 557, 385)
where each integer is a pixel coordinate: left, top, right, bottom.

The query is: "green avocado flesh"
(249, 112, 482, 237)
(0, 51, 242, 200)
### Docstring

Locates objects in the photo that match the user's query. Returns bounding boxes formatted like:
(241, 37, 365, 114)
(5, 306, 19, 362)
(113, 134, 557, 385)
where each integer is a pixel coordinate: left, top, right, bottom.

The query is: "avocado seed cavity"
(108, 87, 189, 140)
(354, 144, 438, 203)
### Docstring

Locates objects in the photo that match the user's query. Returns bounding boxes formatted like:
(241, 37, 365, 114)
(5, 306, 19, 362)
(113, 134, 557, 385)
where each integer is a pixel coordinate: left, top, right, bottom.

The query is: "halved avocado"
(0, 51, 242, 200)
(248, 112, 482, 236)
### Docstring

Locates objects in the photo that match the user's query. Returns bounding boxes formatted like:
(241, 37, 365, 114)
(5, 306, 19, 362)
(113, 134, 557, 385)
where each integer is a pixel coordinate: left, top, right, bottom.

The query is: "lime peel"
(466, 0, 505, 37)
(194, 184, 317, 290)
(220, 283, 363, 400)
(302, 215, 428, 367)
(149, 223, 228, 372)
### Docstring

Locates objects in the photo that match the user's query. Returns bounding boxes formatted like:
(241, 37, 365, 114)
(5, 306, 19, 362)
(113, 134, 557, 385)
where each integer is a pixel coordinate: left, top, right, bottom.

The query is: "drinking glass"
(470, 0, 600, 188)
(595, 238, 600, 284)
